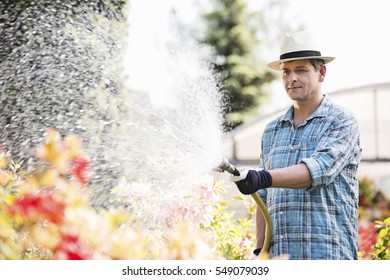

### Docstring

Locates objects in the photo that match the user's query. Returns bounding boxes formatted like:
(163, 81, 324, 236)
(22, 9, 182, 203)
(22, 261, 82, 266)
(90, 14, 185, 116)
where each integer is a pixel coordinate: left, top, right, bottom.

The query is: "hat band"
(280, 50, 321, 60)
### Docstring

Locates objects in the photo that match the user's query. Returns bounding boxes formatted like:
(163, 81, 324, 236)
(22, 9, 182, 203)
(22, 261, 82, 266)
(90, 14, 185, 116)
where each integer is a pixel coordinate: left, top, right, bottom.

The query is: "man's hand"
(231, 167, 272, 195)
(253, 248, 262, 256)
(230, 167, 252, 182)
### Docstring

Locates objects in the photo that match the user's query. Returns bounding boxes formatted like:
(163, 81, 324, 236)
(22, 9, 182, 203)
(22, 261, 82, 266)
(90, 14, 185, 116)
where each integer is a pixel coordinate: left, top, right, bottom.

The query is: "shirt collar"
(280, 95, 330, 124)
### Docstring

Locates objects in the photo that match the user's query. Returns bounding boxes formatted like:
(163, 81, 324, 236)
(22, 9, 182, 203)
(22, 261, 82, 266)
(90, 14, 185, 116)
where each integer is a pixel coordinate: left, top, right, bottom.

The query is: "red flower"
(55, 233, 92, 260)
(71, 157, 91, 186)
(358, 223, 379, 259)
(8, 190, 65, 224)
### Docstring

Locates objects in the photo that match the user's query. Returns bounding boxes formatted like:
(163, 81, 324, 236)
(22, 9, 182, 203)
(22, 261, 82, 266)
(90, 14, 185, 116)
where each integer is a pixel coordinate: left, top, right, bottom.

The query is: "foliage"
(358, 222, 379, 259)
(359, 177, 377, 208)
(202, 181, 257, 259)
(200, 0, 277, 130)
(358, 218, 390, 260)
(0, 0, 128, 18)
(358, 176, 390, 259)
(359, 176, 390, 222)
(371, 217, 390, 260)
(0, 129, 225, 260)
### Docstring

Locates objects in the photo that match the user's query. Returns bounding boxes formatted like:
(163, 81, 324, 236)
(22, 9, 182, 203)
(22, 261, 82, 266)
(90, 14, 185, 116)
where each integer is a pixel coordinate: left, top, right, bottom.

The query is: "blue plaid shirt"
(258, 95, 361, 259)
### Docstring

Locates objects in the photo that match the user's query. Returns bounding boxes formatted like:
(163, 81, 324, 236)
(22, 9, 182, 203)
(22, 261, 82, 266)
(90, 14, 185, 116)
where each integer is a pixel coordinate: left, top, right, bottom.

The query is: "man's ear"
(319, 64, 326, 82)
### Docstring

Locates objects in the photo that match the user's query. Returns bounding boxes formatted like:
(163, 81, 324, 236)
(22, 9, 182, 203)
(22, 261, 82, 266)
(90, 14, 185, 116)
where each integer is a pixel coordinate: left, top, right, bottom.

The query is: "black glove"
(234, 169, 272, 195)
(253, 248, 262, 256)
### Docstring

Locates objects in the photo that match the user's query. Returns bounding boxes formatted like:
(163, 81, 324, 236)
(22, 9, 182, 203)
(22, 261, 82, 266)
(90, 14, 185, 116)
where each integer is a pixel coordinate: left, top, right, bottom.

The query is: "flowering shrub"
(358, 177, 390, 259)
(371, 217, 390, 260)
(358, 218, 390, 260)
(110, 169, 257, 260)
(0, 129, 227, 260)
(358, 222, 379, 259)
(201, 182, 257, 260)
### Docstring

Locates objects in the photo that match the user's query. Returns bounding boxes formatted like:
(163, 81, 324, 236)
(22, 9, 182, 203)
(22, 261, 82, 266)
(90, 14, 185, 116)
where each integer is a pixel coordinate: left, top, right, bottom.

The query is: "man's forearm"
(268, 163, 312, 189)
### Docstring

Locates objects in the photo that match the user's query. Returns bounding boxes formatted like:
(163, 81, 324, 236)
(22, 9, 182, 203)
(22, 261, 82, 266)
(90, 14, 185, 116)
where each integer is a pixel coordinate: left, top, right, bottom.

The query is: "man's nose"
(288, 72, 297, 82)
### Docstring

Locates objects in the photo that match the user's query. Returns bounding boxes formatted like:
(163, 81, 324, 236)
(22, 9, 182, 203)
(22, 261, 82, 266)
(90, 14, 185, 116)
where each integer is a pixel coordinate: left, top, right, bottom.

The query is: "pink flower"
(71, 157, 91, 186)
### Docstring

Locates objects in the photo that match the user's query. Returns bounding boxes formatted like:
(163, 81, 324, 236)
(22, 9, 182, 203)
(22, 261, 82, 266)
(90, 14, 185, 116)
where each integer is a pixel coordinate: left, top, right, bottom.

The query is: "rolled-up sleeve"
(301, 112, 361, 191)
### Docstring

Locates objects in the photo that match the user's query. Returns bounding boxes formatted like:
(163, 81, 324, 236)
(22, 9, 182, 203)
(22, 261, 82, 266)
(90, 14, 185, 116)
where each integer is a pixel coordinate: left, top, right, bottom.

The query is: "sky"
(125, 0, 390, 110)
(288, 0, 390, 93)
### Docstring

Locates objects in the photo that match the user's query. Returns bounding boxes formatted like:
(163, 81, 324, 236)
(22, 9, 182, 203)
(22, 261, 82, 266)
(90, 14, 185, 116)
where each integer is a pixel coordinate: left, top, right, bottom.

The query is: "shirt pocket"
(265, 144, 291, 169)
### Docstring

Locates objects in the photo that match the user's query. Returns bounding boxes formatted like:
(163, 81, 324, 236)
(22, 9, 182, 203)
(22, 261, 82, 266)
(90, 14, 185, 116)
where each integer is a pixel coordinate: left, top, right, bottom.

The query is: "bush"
(0, 129, 227, 260)
(371, 217, 390, 260)
(201, 181, 256, 260)
(358, 176, 390, 259)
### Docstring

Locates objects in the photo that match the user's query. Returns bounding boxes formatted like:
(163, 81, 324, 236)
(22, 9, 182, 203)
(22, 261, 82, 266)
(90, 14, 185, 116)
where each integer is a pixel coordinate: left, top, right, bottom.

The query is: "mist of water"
(0, 1, 226, 222)
(123, 41, 225, 192)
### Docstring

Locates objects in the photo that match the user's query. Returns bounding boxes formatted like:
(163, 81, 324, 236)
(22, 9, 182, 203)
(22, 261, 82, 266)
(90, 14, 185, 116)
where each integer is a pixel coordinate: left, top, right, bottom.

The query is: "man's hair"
(310, 59, 325, 71)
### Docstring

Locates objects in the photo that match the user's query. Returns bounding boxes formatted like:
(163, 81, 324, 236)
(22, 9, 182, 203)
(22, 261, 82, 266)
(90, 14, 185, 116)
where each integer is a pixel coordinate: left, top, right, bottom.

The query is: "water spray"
(217, 157, 272, 258)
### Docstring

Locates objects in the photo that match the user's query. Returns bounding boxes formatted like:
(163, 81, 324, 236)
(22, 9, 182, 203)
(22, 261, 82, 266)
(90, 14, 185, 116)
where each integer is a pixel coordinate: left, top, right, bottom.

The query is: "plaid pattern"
(258, 95, 361, 259)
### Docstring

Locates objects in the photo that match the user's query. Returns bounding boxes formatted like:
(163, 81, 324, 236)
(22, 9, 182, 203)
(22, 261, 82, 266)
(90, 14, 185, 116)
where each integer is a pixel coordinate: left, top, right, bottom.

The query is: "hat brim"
(267, 56, 335, 70)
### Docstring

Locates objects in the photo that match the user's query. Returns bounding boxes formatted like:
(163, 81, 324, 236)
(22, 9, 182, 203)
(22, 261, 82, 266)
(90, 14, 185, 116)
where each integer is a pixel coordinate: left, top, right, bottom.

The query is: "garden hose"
(217, 158, 272, 258)
(250, 192, 272, 258)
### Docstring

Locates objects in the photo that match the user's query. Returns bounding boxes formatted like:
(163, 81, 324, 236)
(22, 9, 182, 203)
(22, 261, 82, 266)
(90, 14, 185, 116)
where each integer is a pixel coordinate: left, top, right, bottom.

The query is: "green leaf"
(379, 228, 388, 239)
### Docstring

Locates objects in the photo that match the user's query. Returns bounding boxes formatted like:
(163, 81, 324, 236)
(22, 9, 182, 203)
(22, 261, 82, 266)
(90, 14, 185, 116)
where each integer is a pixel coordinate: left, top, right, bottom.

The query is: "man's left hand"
(232, 168, 273, 195)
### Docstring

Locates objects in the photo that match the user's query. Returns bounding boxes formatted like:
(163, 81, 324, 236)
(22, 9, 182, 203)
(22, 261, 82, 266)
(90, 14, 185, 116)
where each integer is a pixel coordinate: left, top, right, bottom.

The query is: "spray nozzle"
(218, 157, 240, 176)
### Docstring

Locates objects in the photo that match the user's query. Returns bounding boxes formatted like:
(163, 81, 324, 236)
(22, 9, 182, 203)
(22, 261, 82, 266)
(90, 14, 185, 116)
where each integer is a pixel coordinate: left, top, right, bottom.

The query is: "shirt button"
(280, 211, 284, 215)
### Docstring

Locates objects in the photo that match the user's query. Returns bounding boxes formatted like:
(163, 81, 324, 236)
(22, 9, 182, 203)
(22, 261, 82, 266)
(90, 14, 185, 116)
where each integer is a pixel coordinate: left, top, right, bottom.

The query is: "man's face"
(280, 59, 325, 102)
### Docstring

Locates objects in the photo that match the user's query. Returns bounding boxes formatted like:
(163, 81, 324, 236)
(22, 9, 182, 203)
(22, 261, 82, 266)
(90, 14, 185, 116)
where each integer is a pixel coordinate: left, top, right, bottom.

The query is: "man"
(232, 31, 362, 259)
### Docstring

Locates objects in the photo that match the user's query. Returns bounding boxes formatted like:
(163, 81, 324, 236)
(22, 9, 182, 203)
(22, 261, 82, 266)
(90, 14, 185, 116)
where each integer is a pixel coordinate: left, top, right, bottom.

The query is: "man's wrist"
(261, 169, 272, 189)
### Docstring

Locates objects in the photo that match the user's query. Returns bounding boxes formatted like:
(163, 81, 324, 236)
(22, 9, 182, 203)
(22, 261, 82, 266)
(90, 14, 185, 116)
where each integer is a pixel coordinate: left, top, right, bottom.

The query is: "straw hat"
(268, 31, 335, 70)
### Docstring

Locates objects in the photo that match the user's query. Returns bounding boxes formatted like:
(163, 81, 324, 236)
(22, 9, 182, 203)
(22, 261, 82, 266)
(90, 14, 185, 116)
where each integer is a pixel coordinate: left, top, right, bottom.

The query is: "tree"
(200, 0, 287, 130)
